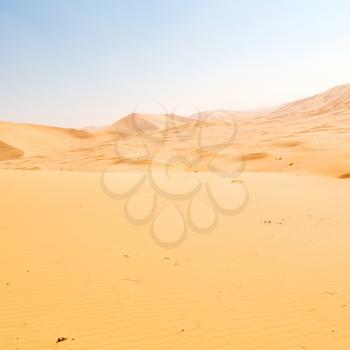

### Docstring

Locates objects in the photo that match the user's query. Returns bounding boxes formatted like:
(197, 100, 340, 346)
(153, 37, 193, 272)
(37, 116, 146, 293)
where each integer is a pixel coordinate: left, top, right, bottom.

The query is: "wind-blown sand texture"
(1, 85, 350, 178)
(1, 85, 350, 349)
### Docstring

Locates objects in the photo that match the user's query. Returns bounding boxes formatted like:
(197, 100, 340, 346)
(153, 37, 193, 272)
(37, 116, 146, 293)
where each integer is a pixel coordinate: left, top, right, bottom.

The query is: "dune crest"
(269, 84, 350, 117)
(105, 113, 190, 133)
(1, 84, 350, 178)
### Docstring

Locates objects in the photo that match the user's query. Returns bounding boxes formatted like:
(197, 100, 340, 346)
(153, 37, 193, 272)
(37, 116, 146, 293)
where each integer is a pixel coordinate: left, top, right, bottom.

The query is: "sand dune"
(0, 121, 94, 156)
(1, 85, 349, 177)
(0, 140, 23, 161)
(191, 109, 270, 120)
(1, 85, 350, 349)
(269, 84, 350, 118)
(105, 113, 190, 133)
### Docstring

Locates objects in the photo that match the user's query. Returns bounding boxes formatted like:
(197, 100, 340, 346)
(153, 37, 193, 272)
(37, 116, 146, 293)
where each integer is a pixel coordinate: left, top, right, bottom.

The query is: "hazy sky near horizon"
(1, 0, 350, 127)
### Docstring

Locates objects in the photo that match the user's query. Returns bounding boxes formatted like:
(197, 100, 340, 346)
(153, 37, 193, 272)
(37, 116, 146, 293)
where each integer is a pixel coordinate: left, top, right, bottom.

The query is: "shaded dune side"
(0, 140, 24, 161)
(338, 173, 350, 179)
(244, 152, 270, 161)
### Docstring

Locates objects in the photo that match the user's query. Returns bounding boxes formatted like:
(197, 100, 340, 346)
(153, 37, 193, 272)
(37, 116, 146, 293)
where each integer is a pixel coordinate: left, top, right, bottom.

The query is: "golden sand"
(1, 85, 350, 349)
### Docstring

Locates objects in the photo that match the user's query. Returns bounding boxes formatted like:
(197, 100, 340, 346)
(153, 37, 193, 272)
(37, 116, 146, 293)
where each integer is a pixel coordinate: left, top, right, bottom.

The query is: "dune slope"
(0, 140, 23, 161)
(0, 85, 350, 177)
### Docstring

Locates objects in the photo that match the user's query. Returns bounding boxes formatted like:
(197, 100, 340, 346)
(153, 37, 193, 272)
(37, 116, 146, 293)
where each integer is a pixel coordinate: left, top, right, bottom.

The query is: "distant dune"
(104, 113, 190, 133)
(190, 109, 270, 120)
(269, 84, 350, 117)
(0, 121, 93, 156)
(1, 84, 350, 178)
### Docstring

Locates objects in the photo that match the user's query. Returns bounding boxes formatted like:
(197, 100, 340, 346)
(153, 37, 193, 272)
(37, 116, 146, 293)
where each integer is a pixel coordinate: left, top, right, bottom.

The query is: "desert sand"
(1, 85, 350, 349)
(1, 85, 350, 178)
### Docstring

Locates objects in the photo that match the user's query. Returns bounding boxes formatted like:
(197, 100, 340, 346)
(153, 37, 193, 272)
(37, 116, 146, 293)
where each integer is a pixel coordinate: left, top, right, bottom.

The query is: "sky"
(1, 0, 350, 128)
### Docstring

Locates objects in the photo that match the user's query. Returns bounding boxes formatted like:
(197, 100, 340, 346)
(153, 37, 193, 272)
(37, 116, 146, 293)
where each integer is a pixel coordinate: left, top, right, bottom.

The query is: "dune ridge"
(0, 84, 350, 178)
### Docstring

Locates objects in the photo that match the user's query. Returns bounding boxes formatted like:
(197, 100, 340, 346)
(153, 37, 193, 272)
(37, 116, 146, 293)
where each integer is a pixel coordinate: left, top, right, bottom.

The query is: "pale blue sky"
(1, 0, 350, 127)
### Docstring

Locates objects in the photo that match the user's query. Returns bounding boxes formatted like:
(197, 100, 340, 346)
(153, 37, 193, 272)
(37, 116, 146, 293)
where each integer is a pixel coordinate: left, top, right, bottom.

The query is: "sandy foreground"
(1, 169, 350, 349)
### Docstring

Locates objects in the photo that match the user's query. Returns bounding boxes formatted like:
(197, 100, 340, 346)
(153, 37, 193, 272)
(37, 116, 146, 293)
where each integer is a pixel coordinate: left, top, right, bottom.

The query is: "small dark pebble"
(56, 337, 68, 343)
